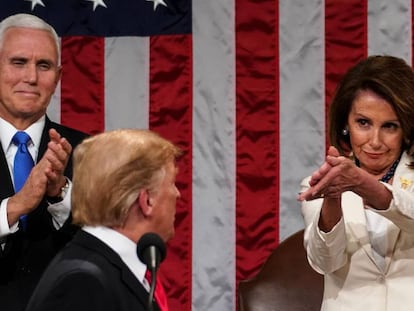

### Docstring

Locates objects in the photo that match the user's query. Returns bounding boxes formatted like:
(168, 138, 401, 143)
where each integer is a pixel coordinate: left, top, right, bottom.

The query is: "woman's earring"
(342, 128, 349, 136)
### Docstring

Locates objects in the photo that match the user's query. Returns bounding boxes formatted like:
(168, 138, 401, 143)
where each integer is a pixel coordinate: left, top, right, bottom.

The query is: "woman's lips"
(364, 151, 383, 159)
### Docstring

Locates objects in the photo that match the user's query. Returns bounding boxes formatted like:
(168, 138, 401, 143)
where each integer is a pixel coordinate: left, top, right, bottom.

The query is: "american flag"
(1, 0, 413, 310)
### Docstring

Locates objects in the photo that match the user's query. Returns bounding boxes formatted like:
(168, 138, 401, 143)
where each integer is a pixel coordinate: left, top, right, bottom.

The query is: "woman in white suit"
(298, 55, 414, 311)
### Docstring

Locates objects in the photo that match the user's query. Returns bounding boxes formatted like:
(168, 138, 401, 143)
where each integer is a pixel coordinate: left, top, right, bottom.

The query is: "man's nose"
(23, 64, 38, 84)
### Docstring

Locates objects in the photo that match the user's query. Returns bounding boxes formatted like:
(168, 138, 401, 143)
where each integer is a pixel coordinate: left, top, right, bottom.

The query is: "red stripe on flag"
(235, 0, 279, 283)
(149, 34, 193, 311)
(60, 37, 105, 134)
(325, 0, 367, 147)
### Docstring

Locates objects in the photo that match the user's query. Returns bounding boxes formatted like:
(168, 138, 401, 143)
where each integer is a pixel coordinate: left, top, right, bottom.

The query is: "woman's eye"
(383, 122, 399, 130)
(357, 119, 369, 126)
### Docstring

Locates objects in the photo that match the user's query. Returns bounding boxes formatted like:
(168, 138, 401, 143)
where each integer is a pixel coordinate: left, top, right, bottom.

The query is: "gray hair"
(0, 14, 60, 60)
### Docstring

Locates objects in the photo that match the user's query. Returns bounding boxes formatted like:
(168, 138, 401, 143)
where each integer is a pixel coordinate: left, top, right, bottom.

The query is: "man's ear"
(138, 189, 153, 217)
(55, 65, 62, 86)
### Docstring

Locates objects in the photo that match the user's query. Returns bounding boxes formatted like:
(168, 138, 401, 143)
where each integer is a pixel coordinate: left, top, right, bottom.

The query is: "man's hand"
(7, 129, 73, 226)
(7, 155, 51, 226)
(44, 128, 72, 197)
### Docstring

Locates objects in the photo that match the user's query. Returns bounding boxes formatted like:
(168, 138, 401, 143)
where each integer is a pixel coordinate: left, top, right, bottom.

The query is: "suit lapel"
(118, 264, 161, 311)
(73, 231, 155, 309)
(0, 142, 14, 199)
(341, 189, 404, 273)
(0, 141, 14, 255)
(383, 223, 400, 273)
(0, 118, 51, 199)
(382, 152, 414, 271)
(341, 191, 381, 268)
(37, 118, 52, 161)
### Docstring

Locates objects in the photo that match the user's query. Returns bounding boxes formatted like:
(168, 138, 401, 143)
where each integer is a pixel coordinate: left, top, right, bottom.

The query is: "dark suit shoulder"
(26, 262, 114, 311)
(27, 231, 150, 311)
(46, 118, 89, 145)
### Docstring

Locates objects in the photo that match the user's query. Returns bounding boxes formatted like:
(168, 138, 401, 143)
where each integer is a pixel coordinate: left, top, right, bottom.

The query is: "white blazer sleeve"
(300, 177, 348, 274)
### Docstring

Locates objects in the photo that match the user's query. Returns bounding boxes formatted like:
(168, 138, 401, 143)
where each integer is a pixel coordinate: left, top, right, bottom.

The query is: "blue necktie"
(12, 131, 34, 231)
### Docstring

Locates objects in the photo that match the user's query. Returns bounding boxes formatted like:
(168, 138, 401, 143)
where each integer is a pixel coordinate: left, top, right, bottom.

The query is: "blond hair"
(71, 129, 181, 227)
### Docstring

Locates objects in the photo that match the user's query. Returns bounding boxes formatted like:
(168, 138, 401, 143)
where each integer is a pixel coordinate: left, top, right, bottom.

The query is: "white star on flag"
(146, 0, 167, 11)
(86, 0, 107, 11)
(25, 0, 45, 10)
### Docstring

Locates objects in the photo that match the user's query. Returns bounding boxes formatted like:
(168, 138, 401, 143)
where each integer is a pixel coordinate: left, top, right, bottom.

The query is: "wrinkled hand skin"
(298, 146, 360, 201)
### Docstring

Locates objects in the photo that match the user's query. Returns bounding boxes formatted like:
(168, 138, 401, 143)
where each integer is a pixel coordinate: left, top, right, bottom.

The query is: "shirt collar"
(0, 116, 45, 156)
(82, 225, 147, 285)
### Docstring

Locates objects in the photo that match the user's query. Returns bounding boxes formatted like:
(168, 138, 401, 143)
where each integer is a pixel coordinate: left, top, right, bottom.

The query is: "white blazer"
(301, 152, 414, 311)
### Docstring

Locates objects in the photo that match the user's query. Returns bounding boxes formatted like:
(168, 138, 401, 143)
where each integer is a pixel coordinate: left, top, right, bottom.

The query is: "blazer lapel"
(383, 222, 400, 273)
(341, 191, 380, 268)
(382, 152, 414, 272)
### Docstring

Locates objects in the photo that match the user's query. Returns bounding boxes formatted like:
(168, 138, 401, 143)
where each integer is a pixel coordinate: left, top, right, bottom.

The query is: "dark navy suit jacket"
(0, 117, 87, 310)
(26, 230, 159, 311)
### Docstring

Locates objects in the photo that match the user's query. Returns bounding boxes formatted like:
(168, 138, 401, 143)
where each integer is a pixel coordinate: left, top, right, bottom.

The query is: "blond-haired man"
(27, 129, 181, 311)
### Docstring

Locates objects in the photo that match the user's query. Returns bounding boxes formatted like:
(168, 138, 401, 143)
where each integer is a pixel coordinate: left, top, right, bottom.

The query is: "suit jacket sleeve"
(363, 153, 414, 233)
(300, 176, 348, 274)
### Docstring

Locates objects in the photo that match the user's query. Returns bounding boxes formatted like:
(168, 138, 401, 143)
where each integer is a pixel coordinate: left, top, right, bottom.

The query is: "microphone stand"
(137, 233, 166, 311)
(147, 267, 157, 311)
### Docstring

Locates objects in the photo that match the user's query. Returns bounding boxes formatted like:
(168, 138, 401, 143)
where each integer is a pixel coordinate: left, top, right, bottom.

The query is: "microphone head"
(137, 232, 167, 269)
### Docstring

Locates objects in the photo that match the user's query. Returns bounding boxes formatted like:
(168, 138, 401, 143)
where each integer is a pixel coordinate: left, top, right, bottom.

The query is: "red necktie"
(145, 270, 169, 311)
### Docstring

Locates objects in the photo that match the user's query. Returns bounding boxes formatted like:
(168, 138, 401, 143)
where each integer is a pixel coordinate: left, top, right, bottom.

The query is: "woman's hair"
(71, 129, 182, 227)
(329, 55, 414, 166)
(0, 13, 60, 61)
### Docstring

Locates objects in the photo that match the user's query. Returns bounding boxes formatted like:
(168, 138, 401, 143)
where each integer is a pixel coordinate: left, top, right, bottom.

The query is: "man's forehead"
(1, 27, 58, 60)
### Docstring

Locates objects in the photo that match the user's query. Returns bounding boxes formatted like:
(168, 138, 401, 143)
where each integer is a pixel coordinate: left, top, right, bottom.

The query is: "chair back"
(238, 229, 323, 311)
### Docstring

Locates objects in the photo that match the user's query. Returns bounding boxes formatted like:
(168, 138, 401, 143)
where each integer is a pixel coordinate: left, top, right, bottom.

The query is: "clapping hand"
(298, 146, 360, 201)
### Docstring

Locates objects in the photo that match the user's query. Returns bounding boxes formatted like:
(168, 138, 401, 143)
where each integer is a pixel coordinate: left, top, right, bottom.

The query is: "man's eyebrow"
(9, 56, 28, 61)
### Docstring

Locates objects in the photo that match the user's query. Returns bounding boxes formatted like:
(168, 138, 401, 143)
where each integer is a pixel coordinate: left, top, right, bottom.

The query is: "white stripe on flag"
(192, 0, 236, 310)
(368, 0, 412, 64)
(279, 0, 325, 240)
(105, 37, 150, 130)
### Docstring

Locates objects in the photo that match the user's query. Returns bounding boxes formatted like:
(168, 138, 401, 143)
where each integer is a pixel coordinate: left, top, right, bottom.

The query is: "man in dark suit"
(0, 13, 88, 310)
(26, 129, 182, 311)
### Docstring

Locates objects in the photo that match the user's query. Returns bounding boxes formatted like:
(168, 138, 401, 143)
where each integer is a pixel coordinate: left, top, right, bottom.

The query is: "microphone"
(137, 232, 167, 271)
(137, 233, 167, 311)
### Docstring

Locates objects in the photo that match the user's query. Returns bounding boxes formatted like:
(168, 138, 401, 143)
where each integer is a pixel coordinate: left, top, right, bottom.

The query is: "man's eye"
(11, 60, 25, 66)
(38, 63, 51, 71)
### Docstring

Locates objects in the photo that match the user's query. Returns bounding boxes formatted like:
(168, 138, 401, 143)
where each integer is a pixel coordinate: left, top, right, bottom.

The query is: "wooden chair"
(238, 229, 324, 311)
